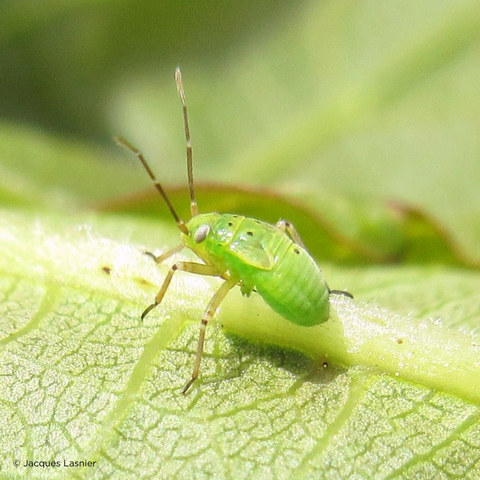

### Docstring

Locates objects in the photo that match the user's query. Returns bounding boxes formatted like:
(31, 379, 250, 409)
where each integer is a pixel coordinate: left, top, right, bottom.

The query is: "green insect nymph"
(116, 68, 352, 394)
(183, 213, 331, 326)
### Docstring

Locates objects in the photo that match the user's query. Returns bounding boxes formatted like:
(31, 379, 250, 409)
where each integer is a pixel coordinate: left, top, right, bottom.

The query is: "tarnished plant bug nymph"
(116, 68, 352, 394)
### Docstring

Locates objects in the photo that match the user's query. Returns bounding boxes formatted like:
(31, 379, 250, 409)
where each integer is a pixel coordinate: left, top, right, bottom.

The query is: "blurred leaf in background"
(1, 0, 480, 478)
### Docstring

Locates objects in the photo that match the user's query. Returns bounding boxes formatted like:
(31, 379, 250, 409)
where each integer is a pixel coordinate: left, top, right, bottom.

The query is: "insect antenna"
(115, 136, 189, 235)
(175, 67, 198, 217)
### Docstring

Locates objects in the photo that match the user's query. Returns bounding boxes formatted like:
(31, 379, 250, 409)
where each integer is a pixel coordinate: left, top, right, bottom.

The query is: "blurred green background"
(1, 0, 480, 264)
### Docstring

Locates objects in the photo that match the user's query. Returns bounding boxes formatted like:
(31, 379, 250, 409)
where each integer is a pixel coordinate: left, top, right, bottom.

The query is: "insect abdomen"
(253, 243, 330, 327)
(204, 215, 331, 326)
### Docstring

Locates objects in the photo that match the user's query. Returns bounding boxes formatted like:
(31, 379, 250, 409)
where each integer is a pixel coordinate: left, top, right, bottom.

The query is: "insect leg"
(183, 277, 237, 394)
(274, 220, 306, 249)
(329, 289, 354, 299)
(141, 261, 221, 320)
(144, 243, 184, 264)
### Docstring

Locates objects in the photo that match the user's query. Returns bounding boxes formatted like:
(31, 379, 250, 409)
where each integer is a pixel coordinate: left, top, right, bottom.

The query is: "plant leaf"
(0, 208, 479, 478)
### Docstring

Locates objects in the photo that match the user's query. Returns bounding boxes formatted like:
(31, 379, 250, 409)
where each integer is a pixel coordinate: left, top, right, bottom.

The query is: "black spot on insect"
(247, 231, 253, 236)
(293, 248, 300, 254)
(102, 266, 112, 275)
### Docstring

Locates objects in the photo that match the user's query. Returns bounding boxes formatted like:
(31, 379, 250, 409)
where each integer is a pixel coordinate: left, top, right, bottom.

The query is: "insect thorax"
(183, 213, 248, 273)
(183, 212, 292, 276)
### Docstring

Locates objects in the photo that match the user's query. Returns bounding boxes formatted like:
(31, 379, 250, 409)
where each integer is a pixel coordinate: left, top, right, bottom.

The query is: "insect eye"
(193, 224, 210, 243)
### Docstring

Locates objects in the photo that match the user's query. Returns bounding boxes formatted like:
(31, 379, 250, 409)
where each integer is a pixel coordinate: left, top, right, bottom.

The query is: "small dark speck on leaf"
(102, 266, 112, 275)
(134, 277, 151, 286)
(397, 338, 404, 344)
